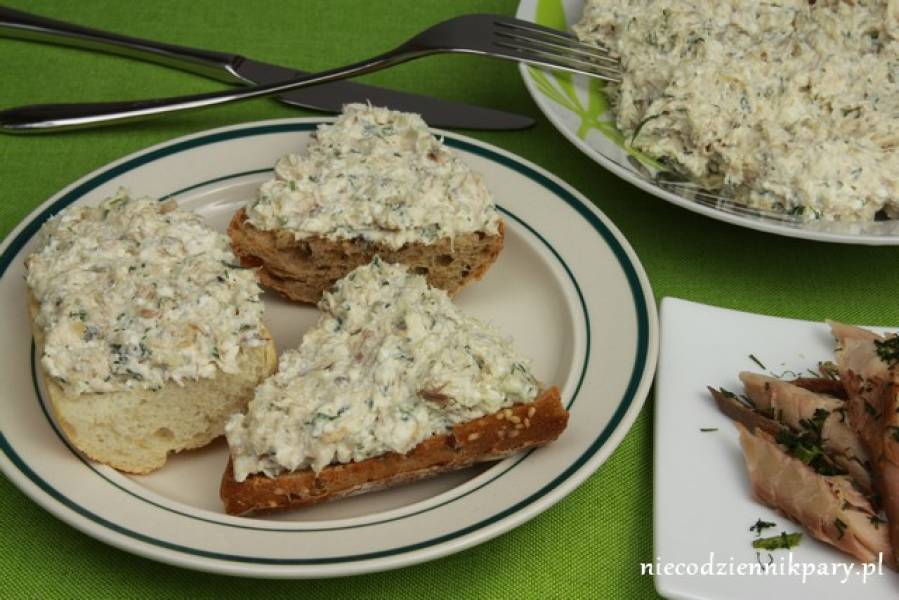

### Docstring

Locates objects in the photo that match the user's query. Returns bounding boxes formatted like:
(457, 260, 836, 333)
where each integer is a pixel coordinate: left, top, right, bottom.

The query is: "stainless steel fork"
(0, 14, 620, 133)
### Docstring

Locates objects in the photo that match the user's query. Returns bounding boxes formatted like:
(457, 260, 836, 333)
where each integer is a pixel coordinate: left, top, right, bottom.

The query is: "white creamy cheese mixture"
(575, 0, 898, 220)
(226, 257, 539, 480)
(245, 103, 501, 248)
(25, 191, 267, 395)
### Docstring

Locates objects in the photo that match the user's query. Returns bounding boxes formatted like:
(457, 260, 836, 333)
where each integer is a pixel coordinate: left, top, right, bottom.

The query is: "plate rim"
(515, 0, 899, 246)
(0, 117, 659, 577)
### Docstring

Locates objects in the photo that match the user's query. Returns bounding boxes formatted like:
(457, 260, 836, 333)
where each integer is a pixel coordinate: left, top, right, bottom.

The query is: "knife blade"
(229, 57, 533, 130)
(0, 5, 534, 130)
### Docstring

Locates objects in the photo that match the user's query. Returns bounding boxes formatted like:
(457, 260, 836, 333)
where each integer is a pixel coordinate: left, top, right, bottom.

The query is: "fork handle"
(0, 5, 245, 83)
(0, 50, 421, 132)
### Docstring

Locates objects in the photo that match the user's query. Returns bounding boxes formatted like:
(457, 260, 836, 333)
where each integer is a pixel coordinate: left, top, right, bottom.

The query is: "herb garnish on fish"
(834, 518, 847, 540)
(874, 336, 899, 365)
(749, 519, 776, 536)
(752, 532, 802, 551)
(774, 408, 846, 476)
(818, 361, 840, 380)
(749, 354, 766, 370)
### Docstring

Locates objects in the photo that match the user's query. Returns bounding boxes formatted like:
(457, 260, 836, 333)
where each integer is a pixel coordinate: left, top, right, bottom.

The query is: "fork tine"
(493, 41, 622, 82)
(495, 31, 619, 67)
(494, 18, 613, 52)
(495, 17, 578, 38)
(493, 17, 576, 41)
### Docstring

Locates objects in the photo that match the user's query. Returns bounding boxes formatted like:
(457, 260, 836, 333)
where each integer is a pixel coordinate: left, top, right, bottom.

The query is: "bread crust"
(227, 209, 504, 304)
(29, 298, 277, 474)
(220, 387, 568, 515)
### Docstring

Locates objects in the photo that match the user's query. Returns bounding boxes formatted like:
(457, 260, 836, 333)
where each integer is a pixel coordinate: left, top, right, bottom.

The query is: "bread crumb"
(467, 432, 480, 442)
(509, 415, 521, 424)
(508, 430, 520, 438)
(527, 406, 536, 418)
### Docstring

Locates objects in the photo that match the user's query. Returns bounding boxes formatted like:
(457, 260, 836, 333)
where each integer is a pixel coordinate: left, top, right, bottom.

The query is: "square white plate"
(654, 298, 899, 598)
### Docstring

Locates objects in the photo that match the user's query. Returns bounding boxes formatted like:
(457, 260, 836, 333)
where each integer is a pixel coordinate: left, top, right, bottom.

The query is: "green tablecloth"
(1, 2, 894, 598)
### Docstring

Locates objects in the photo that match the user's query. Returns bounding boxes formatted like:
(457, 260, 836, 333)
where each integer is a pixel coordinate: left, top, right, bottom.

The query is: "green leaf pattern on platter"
(531, 0, 663, 170)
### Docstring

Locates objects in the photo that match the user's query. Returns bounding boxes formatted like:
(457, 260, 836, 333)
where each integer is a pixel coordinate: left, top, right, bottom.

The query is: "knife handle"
(0, 5, 246, 84)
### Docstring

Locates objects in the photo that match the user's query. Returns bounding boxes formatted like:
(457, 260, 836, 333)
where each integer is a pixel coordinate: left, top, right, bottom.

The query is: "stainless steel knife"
(0, 5, 534, 131)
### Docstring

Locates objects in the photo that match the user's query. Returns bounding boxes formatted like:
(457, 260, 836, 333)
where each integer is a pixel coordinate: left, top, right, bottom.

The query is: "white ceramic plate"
(0, 118, 657, 578)
(655, 298, 899, 598)
(516, 0, 899, 245)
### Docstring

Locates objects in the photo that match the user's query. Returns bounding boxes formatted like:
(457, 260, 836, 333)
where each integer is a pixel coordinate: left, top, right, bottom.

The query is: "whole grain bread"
(29, 299, 277, 474)
(227, 208, 504, 304)
(220, 386, 567, 515)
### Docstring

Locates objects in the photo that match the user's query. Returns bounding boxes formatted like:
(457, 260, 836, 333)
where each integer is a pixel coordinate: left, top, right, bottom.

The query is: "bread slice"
(30, 299, 277, 474)
(220, 386, 567, 515)
(228, 208, 504, 304)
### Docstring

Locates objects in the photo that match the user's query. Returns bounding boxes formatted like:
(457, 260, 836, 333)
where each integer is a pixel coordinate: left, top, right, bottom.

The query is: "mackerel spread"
(25, 191, 267, 395)
(245, 104, 501, 248)
(225, 257, 539, 480)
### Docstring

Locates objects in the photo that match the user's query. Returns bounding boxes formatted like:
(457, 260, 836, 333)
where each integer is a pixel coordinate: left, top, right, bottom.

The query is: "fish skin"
(708, 386, 782, 436)
(790, 377, 848, 400)
(739, 372, 872, 493)
(830, 321, 899, 566)
(735, 422, 893, 566)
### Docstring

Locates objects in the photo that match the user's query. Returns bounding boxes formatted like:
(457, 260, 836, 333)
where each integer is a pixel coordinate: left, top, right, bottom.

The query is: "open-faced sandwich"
(710, 321, 899, 568)
(228, 103, 505, 303)
(24, 190, 276, 474)
(221, 257, 568, 515)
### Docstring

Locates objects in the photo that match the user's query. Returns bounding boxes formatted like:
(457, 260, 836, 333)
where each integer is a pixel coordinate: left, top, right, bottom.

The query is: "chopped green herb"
(752, 532, 802, 551)
(864, 401, 880, 419)
(804, 408, 829, 432)
(630, 112, 665, 142)
(836, 407, 848, 423)
(868, 491, 882, 508)
(771, 370, 800, 379)
(700, 427, 718, 432)
(220, 260, 254, 270)
(755, 552, 774, 568)
(749, 519, 777, 536)
(875, 337, 899, 365)
(834, 518, 847, 540)
(775, 413, 845, 477)
(749, 354, 766, 370)
(869, 515, 886, 529)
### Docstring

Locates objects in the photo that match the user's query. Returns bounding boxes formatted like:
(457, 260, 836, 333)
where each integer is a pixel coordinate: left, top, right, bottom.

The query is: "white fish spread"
(245, 103, 501, 248)
(226, 257, 539, 480)
(25, 191, 268, 396)
(575, 0, 899, 220)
